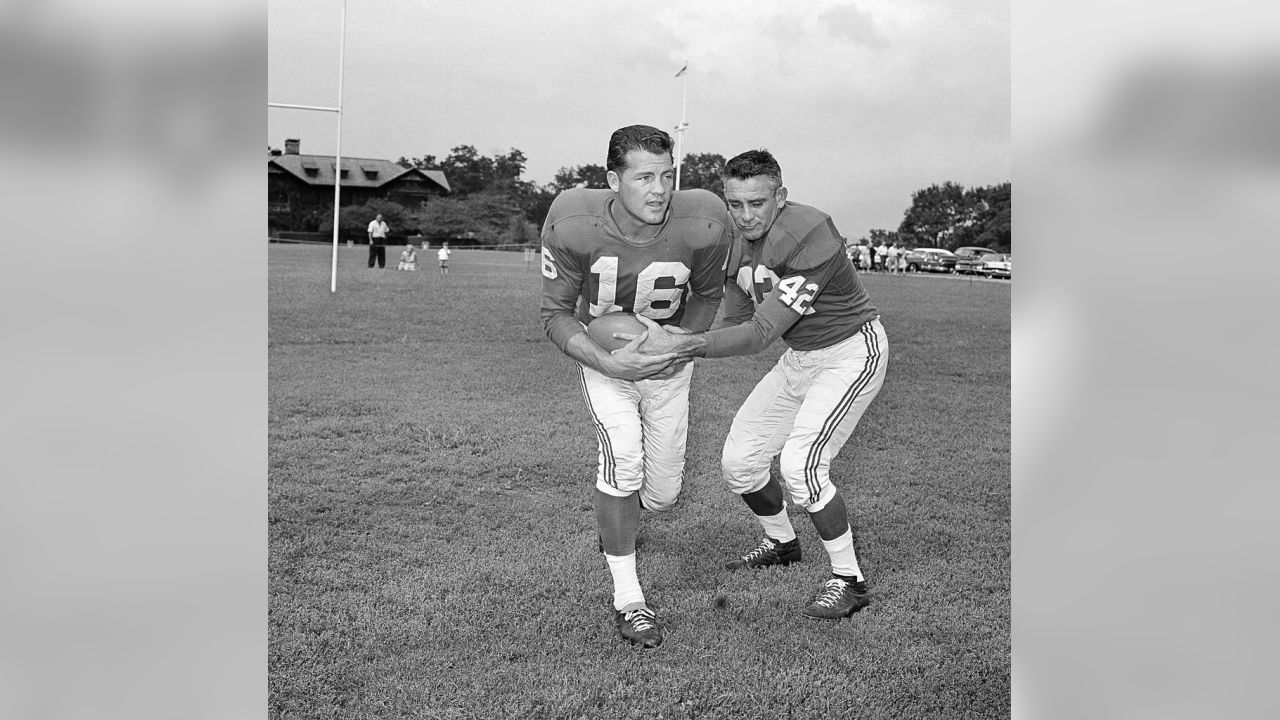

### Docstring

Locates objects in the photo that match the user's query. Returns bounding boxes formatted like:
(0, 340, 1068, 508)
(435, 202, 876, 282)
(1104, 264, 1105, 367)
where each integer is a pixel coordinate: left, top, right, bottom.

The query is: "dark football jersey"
(540, 188, 732, 352)
(721, 201, 877, 351)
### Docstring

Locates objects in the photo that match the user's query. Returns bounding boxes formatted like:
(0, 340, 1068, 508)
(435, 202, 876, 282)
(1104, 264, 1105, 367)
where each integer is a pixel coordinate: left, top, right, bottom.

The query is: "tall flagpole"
(674, 62, 689, 190)
(329, 0, 348, 293)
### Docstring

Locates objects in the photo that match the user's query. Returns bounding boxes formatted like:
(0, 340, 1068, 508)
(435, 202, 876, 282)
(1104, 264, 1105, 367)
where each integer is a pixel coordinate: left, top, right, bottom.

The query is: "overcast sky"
(268, 0, 1009, 240)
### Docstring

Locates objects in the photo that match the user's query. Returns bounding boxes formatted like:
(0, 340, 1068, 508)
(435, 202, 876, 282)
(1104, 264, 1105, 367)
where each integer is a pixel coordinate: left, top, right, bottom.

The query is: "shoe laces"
(623, 608, 656, 632)
(813, 578, 850, 608)
(742, 537, 777, 562)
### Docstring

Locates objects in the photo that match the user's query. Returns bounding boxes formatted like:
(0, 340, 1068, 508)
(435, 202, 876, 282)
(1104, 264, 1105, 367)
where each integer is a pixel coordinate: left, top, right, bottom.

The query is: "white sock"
(821, 528, 864, 581)
(757, 506, 797, 543)
(605, 553, 645, 611)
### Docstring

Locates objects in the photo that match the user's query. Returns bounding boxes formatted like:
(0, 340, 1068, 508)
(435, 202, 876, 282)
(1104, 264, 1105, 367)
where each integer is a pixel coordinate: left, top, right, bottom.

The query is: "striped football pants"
(721, 318, 888, 511)
(576, 361, 694, 511)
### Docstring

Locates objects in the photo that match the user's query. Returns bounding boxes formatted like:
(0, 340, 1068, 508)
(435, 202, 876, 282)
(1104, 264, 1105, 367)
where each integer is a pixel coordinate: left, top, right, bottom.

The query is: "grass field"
(269, 244, 1010, 720)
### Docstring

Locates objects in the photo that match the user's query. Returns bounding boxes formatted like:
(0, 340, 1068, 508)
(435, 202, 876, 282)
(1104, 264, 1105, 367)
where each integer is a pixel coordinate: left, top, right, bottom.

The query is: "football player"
(539, 125, 733, 648)
(631, 149, 888, 620)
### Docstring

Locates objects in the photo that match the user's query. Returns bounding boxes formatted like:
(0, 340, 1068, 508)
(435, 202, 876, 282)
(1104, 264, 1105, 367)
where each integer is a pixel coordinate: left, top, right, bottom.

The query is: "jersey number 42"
(736, 265, 817, 315)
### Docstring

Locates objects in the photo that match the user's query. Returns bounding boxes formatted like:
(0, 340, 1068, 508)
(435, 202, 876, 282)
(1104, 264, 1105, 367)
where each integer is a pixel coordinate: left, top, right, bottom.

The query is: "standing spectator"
(897, 245, 909, 273)
(875, 240, 889, 272)
(397, 243, 418, 271)
(437, 241, 452, 275)
(366, 213, 389, 269)
(859, 241, 872, 272)
(885, 243, 900, 274)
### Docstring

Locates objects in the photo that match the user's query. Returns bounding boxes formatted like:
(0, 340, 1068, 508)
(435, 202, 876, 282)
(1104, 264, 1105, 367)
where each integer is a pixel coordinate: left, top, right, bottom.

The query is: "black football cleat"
(615, 607, 663, 648)
(800, 575, 870, 619)
(724, 536, 801, 570)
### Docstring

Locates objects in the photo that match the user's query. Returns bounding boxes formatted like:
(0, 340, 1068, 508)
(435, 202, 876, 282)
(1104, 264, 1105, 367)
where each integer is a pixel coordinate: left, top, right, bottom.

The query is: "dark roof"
(269, 154, 450, 193)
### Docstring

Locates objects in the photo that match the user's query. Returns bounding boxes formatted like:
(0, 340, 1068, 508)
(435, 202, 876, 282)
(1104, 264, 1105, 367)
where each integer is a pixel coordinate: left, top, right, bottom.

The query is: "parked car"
(953, 246, 993, 275)
(979, 253, 1011, 279)
(903, 248, 957, 273)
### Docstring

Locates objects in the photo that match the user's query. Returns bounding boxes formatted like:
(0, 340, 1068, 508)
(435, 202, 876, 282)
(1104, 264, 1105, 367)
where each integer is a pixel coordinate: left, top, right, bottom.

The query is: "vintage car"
(953, 246, 994, 275)
(978, 253, 1011, 279)
(903, 248, 958, 273)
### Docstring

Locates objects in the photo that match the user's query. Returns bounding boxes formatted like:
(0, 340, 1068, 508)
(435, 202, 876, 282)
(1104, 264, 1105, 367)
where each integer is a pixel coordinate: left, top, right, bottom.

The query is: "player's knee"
(778, 446, 822, 505)
(641, 487, 679, 512)
(721, 456, 763, 496)
(778, 445, 809, 482)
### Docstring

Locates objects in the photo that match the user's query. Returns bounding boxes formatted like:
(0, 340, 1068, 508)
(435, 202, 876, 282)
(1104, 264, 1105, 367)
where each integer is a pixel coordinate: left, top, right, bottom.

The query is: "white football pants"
(577, 362, 694, 511)
(722, 318, 888, 512)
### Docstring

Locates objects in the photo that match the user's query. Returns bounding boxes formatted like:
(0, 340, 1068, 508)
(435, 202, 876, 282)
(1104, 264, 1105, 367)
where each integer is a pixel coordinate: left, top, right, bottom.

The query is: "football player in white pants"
(633, 149, 888, 620)
(540, 125, 732, 648)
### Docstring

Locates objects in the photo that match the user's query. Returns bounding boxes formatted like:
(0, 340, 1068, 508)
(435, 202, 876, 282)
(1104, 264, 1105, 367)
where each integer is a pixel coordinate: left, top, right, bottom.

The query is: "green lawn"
(269, 243, 1010, 720)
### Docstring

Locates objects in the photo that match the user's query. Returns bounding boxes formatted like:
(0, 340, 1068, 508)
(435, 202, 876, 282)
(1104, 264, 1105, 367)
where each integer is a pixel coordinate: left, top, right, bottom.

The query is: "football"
(586, 312, 646, 352)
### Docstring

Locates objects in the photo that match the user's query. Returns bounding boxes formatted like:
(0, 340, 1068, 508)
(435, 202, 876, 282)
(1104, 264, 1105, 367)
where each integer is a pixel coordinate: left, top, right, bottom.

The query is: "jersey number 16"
(589, 257, 690, 319)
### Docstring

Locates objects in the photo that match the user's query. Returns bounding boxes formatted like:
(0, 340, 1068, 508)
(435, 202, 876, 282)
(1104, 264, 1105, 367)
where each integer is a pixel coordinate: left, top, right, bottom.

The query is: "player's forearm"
(543, 309, 585, 354)
(665, 313, 783, 359)
(560, 331, 615, 375)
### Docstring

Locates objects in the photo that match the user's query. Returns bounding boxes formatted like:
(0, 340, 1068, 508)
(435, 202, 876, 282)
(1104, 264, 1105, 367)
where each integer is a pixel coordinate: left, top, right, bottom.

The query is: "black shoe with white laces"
(724, 536, 801, 570)
(615, 607, 663, 648)
(800, 575, 870, 619)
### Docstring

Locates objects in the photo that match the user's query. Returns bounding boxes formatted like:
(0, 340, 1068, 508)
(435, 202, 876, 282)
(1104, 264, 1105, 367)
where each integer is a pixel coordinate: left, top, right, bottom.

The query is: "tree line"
(322, 145, 1009, 253)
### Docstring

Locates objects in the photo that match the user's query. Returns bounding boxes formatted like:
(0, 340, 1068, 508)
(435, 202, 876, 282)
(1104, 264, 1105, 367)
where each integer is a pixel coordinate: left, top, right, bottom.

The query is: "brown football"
(586, 312, 646, 352)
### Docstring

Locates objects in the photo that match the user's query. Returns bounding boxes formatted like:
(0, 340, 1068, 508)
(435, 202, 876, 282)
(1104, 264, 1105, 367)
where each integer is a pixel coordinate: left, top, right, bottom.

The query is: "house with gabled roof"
(268, 138, 450, 234)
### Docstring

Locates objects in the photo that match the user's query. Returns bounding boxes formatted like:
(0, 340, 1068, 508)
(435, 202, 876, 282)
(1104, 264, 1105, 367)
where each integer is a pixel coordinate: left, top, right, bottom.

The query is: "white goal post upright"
(268, 0, 348, 293)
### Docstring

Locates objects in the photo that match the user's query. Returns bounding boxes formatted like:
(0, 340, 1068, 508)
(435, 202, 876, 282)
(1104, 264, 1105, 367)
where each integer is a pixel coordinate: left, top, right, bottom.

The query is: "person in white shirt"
(436, 241, 451, 275)
(366, 214, 389, 269)
(397, 243, 417, 271)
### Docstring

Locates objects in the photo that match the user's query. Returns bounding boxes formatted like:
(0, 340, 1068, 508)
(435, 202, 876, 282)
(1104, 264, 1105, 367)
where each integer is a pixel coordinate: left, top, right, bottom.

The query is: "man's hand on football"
(604, 331, 679, 381)
(613, 315, 680, 355)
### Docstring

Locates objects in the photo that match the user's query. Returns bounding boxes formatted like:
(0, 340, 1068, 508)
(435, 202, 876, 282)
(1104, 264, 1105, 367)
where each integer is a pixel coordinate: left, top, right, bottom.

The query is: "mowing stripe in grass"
(803, 319, 885, 504)
(576, 364, 616, 489)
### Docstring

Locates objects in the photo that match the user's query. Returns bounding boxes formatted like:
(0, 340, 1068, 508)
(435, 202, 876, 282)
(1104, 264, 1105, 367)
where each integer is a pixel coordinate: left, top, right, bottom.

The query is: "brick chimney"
(284, 138, 300, 155)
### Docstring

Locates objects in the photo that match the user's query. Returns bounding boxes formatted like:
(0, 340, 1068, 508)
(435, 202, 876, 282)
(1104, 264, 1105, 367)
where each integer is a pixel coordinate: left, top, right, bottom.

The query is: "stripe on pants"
(577, 366, 617, 489)
(802, 323, 883, 504)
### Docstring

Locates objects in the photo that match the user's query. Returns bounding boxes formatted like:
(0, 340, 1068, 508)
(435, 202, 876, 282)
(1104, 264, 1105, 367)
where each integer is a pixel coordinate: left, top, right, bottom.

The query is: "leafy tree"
(413, 192, 525, 246)
(318, 198, 413, 239)
(970, 183, 1011, 252)
(897, 182, 969, 248)
(507, 215, 540, 246)
(896, 181, 1012, 251)
(510, 181, 558, 234)
(396, 154, 440, 170)
(490, 148, 528, 190)
(867, 228, 901, 246)
(552, 164, 609, 190)
(677, 152, 727, 196)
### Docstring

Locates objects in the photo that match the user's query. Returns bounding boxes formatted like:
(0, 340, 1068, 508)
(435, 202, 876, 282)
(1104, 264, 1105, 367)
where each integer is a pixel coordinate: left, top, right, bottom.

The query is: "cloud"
(820, 3, 890, 49)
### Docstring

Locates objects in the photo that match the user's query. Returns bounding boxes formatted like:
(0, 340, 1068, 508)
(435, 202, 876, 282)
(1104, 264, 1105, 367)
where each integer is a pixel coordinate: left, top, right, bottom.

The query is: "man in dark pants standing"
(366, 213, 389, 268)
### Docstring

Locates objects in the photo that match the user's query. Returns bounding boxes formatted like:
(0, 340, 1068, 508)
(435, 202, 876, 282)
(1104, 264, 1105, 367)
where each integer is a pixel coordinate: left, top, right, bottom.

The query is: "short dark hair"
(722, 149, 783, 189)
(606, 125, 675, 173)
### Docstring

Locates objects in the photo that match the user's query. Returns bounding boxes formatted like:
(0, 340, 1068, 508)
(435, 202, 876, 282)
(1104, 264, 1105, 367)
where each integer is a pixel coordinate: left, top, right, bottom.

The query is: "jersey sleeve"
(715, 279, 755, 328)
(702, 218, 845, 358)
(539, 226, 587, 353)
(702, 287, 800, 357)
(678, 231, 731, 332)
(768, 219, 845, 313)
